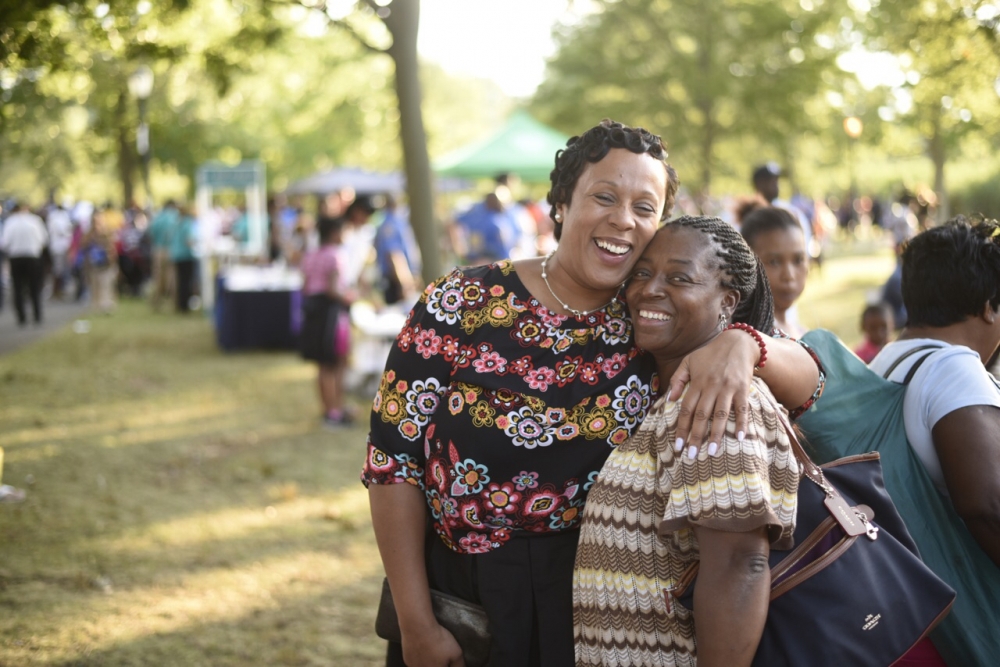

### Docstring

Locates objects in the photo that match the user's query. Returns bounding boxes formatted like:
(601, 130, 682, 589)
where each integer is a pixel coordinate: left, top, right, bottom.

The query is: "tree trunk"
(116, 89, 135, 207)
(385, 0, 441, 282)
(928, 114, 949, 224)
(697, 102, 714, 213)
(694, 12, 715, 213)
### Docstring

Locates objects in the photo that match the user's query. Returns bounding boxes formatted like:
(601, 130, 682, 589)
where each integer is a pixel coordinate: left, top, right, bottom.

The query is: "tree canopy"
(0, 0, 508, 213)
(531, 0, 1000, 208)
(531, 0, 844, 200)
(853, 0, 1000, 219)
(3, 0, 1000, 219)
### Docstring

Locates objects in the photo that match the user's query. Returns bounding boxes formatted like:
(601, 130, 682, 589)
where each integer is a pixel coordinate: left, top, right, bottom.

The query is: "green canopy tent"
(434, 110, 570, 183)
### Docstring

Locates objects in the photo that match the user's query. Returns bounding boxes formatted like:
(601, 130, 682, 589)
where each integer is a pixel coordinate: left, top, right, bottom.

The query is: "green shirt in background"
(169, 215, 198, 261)
(149, 207, 179, 250)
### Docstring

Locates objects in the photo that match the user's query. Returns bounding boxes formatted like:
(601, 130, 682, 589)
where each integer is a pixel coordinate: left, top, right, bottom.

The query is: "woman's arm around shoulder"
(667, 330, 821, 454)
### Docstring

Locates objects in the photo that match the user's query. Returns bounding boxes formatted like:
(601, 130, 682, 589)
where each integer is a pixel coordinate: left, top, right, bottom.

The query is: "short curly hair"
(546, 119, 679, 240)
(902, 214, 1000, 327)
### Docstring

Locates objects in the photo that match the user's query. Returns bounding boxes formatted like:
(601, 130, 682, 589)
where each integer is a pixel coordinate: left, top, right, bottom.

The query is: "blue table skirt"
(214, 275, 302, 351)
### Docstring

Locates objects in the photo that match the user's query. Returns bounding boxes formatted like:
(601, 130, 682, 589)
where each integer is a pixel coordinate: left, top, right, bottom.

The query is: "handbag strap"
(766, 392, 850, 503)
(880, 344, 945, 382)
(765, 389, 880, 539)
(764, 390, 827, 492)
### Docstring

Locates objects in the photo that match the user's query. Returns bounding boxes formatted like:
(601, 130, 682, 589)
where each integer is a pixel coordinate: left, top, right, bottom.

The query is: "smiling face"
(552, 148, 668, 301)
(626, 226, 738, 375)
(750, 226, 808, 315)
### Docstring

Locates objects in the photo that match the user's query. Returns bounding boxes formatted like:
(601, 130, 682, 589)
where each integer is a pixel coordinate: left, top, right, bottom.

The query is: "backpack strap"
(881, 344, 946, 383)
(900, 350, 943, 385)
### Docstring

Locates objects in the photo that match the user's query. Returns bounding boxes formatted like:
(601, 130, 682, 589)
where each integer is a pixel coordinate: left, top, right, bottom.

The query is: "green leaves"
(0, 0, 506, 206)
(531, 0, 843, 197)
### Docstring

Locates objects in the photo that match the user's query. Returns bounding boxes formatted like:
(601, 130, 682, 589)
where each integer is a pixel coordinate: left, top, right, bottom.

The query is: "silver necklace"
(539, 251, 617, 318)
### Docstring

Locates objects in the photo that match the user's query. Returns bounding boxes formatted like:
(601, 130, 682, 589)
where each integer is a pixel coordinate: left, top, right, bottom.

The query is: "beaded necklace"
(539, 251, 618, 318)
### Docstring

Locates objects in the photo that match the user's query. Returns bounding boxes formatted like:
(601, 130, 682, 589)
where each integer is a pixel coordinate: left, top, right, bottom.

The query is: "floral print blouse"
(361, 262, 657, 555)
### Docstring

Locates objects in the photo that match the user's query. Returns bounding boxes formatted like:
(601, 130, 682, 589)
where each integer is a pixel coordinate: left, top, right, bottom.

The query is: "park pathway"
(0, 297, 91, 356)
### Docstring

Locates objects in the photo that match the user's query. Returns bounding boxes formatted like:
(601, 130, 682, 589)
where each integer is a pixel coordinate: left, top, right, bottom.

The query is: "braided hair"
(547, 119, 680, 240)
(668, 215, 775, 332)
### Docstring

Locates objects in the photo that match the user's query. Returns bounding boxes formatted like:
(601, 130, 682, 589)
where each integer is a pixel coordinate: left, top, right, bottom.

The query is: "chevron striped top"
(573, 379, 799, 666)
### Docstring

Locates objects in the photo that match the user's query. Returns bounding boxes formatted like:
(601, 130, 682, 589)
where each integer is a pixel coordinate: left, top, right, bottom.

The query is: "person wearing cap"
(0, 201, 48, 326)
(751, 163, 813, 249)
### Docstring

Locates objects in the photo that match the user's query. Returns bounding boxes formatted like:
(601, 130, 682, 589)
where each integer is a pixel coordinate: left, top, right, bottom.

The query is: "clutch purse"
(374, 577, 491, 667)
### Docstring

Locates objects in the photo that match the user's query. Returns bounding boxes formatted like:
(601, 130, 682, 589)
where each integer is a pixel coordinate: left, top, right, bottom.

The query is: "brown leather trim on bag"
(769, 516, 840, 582)
(668, 518, 858, 603)
(888, 599, 958, 666)
(762, 395, 875, 601)
(671, 399, 886, 606)
(670, 561, 700, 599)
(766, 506, 870, 586)
(821, 452, 880, 469)
(771, 533, 857, 601)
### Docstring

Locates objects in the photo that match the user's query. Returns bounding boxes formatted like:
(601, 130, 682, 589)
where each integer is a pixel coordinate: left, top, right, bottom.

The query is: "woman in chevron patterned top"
(573, 216, 820, 667)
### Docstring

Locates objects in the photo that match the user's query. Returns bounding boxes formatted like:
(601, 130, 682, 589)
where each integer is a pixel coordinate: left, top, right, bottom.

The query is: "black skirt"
(385, 529, 578, 667)
(299, 294, 350, 364)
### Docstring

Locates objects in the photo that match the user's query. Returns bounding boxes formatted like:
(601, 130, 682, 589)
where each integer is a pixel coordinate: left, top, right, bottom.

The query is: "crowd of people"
(0, 197, 202, 322)
(0, 165, 927, 341)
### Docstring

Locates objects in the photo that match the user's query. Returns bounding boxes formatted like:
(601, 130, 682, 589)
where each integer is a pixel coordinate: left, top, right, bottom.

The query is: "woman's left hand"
(666, 329, 758, 458)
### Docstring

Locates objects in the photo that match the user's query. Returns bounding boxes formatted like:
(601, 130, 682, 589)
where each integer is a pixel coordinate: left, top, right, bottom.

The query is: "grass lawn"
(799, 239, 896, 346)
(0, 241, 894, 666)
(1, 305, 384, 666)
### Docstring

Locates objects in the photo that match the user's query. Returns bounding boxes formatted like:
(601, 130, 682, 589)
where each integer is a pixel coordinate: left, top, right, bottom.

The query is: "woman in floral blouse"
(363, 120, 823, 667)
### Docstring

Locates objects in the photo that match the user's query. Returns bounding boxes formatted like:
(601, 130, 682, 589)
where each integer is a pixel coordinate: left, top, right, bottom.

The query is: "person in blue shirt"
(451, 192, 522, 266)
(169, 206, 199, 312)
(373, 195, 422, 305)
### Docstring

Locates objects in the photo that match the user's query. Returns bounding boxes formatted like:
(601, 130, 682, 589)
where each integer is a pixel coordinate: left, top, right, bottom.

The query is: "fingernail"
(687, 445, 698, 460)
(707, 442, 718, 457)
(675, 437, 684, 452)
(737, 430, 745, 442)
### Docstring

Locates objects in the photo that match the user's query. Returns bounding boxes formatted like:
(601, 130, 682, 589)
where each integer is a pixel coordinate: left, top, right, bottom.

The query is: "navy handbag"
(673, 394, 956, 666)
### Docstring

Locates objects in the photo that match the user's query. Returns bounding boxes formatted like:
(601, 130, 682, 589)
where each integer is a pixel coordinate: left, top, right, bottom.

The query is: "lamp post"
(843, 116, 863, 223)
(127, 65, 154, 207)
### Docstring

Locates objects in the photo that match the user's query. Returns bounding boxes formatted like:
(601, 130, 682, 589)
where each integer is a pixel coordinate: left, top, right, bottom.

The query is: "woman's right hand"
(401, 622, 466, 667)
